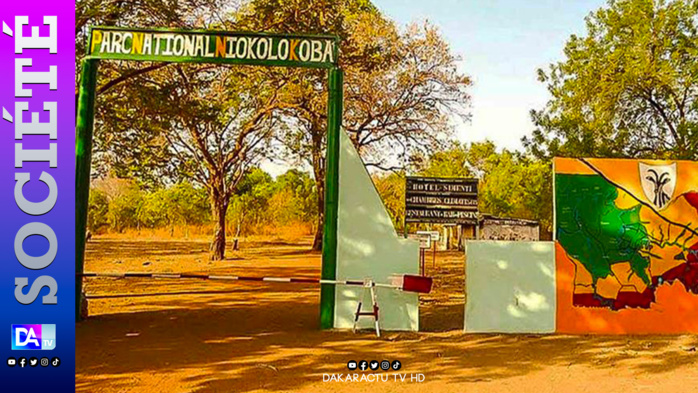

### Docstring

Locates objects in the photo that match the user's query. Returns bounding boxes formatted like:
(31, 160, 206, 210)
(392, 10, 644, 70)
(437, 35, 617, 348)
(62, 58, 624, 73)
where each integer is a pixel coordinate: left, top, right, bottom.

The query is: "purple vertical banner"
(0, 0, 75, 391)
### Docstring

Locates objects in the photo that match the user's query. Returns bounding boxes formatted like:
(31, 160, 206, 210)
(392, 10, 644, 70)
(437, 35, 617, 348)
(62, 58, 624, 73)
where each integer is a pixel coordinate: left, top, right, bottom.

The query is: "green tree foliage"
(88, 169, 318, 237)
(228, 168, 275, 236)
(140, 182, 211, 229)
(374, 142, 554, 236)
(411, 141, 497, 178)
(228, 168, 318, 235)
(87, 188, 109, 232)
(87, 179, 210, 233)
(526, 0, 698, 160)
(80, 0, 471, 253)
(95, 62, 285, 260)
(274, 169, 318, 223)
(373, 171, 406, 230)
(233, 0, 471, 249)
(479, 153, 552, 234)
(90, 178, 144, 232)
(75, 0, 225, 94)
(77, 0, 272, 260)
(76, 1, 228, 184)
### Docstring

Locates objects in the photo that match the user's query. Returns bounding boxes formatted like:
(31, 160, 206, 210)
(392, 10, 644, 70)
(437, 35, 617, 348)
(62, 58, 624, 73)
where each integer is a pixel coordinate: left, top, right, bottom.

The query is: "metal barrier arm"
(79, 272, 433, 293)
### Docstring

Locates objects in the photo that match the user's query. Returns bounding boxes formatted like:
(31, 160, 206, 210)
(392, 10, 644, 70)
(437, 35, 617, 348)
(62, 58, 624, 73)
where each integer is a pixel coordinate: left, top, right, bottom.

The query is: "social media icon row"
(7, 357, 59, 368)
(347, 359, 401, 371)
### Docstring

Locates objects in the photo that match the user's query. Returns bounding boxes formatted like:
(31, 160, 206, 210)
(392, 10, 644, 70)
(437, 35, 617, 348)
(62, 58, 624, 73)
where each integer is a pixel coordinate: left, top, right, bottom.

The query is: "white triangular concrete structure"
(334, 129, 420, 331)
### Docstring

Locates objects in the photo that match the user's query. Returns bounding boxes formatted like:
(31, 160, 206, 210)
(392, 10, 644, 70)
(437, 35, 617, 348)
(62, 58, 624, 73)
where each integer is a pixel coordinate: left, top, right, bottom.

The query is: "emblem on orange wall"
(639, 162, 676, 210)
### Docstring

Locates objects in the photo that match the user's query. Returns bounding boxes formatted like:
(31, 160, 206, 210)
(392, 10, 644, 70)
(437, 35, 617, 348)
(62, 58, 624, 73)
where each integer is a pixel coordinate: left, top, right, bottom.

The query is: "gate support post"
(75, 58, 99, 321)
(320, 67, 343, 329)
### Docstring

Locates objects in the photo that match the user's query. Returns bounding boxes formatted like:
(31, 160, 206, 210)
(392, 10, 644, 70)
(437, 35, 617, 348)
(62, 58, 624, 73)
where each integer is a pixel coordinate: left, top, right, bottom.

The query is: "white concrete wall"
(465, 241, 556, 333)
(334, 129, 420, 331)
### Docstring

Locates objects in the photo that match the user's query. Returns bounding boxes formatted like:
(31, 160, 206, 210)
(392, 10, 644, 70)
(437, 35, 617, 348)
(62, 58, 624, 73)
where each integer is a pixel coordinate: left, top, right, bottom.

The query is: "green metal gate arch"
(75, 26, 343, 328)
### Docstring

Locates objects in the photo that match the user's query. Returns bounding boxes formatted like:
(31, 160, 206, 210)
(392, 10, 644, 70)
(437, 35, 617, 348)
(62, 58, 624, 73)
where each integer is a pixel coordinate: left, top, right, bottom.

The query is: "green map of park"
(556, 174, 698, 309)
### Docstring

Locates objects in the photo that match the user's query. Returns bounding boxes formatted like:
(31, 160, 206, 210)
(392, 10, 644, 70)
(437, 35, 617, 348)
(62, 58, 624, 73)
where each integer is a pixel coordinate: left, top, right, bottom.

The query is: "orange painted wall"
(556, 242, 698, 334)
(554, 157, 698, 334)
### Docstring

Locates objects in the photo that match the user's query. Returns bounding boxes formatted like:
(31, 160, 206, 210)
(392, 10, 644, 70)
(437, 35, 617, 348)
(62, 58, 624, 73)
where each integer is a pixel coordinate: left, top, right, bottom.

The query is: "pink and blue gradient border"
(0, 1, 74, 390)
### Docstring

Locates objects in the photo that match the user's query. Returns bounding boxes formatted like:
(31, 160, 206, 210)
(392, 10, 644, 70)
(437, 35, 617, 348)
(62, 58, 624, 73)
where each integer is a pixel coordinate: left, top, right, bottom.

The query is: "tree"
(139, 182, 210, 234)
(91, 178, 145, 232)
(225, 168, 317, 236)
(234, 0, 471, 249)
(232, 0, 379, 249)
(77, 1, 295, 259)
(344, 22, 472, 169)
(82, 0, 472, 253)
(525, 0, 698, 160)
(228, 168, 275, 236)
(478, 153, 553, 236)
(118, 64, 285, 260)
(373, 171, 406, 229)
(411, 140, 498, 178)
(76, 0, 234, 186)
(75, 0, 228, 97)
(274, 169, 318, 224)
(411, 142, 553, 236)
(87, 188, 110, 233)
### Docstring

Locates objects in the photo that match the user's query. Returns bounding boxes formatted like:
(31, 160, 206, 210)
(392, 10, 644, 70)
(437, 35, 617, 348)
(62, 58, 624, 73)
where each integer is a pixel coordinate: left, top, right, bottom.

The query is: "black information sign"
(405, 177, 479, 224)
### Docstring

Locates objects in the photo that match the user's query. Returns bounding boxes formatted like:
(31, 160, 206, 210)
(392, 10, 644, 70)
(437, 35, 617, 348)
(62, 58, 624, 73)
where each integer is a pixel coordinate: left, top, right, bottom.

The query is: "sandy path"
(76, 236, 698, 392)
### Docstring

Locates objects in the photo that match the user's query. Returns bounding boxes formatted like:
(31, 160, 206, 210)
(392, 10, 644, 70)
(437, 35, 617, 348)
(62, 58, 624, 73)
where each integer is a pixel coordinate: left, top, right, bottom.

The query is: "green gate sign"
(76, 26, 343, 329)
(88, 27, 339, 68)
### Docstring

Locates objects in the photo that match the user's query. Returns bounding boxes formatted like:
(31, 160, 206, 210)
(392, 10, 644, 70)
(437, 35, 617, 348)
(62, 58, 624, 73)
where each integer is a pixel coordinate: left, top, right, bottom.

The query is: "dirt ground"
(77, 236, 698, 393)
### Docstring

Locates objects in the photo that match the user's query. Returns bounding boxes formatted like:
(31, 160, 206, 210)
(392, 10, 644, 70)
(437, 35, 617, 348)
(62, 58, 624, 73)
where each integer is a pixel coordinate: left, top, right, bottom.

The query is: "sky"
(262, 0, 608, 176)
(373, 0, 607, 151)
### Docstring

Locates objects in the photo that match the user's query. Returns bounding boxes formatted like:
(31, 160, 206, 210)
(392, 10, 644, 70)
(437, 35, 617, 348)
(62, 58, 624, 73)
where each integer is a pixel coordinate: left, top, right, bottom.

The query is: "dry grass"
(95, 222, 315, 243)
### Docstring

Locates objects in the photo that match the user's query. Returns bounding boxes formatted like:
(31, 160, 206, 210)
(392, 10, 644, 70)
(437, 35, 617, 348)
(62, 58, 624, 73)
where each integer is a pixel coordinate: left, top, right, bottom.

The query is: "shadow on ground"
(77, 292, 698, 392)
(77, 238, 698, 393)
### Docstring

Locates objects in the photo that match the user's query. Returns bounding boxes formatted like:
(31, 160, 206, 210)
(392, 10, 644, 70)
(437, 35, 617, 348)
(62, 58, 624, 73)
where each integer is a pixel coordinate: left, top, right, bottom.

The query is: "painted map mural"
(554, 158, 698, 333)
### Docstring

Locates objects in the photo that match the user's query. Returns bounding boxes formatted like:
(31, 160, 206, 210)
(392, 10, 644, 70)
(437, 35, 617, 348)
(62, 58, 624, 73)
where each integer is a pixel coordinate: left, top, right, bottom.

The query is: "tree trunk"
(313, 178, 325, 251)
(311, 141, 326, 251)
(210, 193, 229, 261)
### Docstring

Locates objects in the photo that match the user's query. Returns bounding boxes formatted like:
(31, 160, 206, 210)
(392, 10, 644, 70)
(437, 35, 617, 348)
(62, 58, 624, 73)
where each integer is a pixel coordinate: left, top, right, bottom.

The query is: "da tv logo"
(11, 325, 56, 350)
